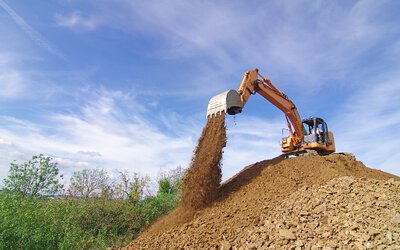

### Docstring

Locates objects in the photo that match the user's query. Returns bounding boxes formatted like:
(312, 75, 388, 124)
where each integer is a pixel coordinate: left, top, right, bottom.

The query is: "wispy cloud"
(0, 52, 64, 101)
(77, 151, 101, 157)
(0, 87, 198, 181)
(0, 53, 27, 99)
(53, 1, 399, 95)
(333, 71, 400, 175)
(0, 71, 26, 99)
(0, 81, 292, 183)
(54, 11, 100, 30)
(0, 0, 64, 58)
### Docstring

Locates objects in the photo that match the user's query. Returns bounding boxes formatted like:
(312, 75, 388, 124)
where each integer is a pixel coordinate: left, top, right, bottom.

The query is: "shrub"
(139, 193, 179, 227)
(0, 195, 142, 249)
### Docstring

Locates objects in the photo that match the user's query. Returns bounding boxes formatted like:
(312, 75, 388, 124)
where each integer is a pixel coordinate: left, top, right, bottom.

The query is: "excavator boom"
(237, 69, 303, 146)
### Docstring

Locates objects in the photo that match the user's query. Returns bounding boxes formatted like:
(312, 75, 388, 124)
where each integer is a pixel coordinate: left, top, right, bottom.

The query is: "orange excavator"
(206, 69, 335, 156)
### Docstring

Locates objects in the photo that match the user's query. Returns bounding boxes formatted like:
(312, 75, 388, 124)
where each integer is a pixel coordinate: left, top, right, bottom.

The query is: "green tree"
(158, 178, 174, 195)
(113, 170, 150, 203)
(128, 172, 149, 204)
(3, 154, 63, 197)
(157, 166, 185, 195)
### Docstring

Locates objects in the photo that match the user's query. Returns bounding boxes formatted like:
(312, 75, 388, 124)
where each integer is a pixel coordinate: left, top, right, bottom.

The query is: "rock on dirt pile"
(127, 154, 399, 249)
(241, 176, 400, 249)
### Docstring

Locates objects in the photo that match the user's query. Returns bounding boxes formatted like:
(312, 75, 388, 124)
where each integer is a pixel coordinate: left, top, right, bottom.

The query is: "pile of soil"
(126, 154, 399, 249)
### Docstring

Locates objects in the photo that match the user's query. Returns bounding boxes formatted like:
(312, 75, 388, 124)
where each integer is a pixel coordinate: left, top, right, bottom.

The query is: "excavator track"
(280, 149, 328, 158)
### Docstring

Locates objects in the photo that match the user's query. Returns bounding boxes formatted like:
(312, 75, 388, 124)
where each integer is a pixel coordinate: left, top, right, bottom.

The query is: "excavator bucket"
(206, 89, 244, 118)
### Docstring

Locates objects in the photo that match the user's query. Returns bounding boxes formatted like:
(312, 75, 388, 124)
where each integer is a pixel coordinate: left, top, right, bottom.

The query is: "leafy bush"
(0, 159, 184, 249)
(0, 194, 84, 249)
(0, 192, 180, 249)
(139, 193, 179, 227)
(0, 195, 144, 249)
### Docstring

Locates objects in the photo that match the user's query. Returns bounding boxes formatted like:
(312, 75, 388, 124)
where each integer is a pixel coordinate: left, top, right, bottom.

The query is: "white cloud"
(0, 53, 28, 99)
(0, 52, 65, 101)
(333, 73, 400, 175)
(0, 87, 198, 181)
(0, 138, 12, 146)
(52, 1, 398, 98)
(53, 157, 90, 169)
(77, 151, 101, 157)
(0, 82, 292, 183)
(0, 71, 26, 99)
(55, 11, 100, 30)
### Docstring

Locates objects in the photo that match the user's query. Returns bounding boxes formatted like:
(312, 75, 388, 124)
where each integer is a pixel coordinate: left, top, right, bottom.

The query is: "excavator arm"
(207, 69, 303, 148)
(236, 69, 303, 147)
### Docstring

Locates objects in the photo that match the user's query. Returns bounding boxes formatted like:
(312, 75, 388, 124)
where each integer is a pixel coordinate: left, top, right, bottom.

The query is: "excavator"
(206, 69, 335, 156)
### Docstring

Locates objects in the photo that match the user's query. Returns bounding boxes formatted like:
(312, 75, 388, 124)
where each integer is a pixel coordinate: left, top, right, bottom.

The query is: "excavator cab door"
(322, 121, 331, 145)
(315, 119, 332, 146)
(302, 119, 317, 143)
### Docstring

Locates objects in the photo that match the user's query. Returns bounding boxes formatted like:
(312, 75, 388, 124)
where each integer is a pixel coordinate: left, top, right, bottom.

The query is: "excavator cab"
(301, 117, 335, 154)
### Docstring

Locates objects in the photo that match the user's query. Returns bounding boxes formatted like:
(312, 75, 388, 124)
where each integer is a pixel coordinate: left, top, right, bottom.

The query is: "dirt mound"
(126, 154, 399, 249)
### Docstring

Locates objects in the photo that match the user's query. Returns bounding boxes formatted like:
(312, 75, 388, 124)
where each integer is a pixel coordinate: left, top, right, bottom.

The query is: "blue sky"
(0, 0, 399, 185)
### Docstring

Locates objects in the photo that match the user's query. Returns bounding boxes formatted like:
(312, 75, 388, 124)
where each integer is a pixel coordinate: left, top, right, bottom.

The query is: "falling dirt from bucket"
(181, 114, 226, 209)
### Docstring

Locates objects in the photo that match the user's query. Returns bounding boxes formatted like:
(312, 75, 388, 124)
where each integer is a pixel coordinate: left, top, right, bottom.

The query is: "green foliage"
(127, 173, 150, 205)
(139, 166, 185, 227)
(3, 154, 63, 197)
(157, 166, 185, 196)
(139, 193, 180, 227)
(158, 179, 174, 194)
(0, 194, 143, 249)
(112, 170, 150, 203)
(0, 194, 84, 249)
(0, 159, 186, 249)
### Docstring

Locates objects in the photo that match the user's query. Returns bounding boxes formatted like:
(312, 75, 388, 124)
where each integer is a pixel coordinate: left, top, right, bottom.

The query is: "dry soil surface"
(127, 154, 399, 249)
